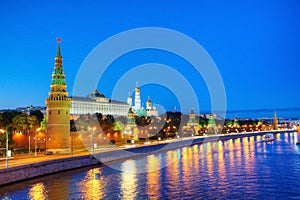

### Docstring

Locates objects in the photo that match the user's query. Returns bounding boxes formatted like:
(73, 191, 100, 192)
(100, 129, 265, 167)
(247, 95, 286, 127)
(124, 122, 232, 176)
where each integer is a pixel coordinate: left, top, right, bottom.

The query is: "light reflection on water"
(77, 168, 104, 200)
(120, 160, 137, 200)
(1, 133, 300, 199)
(146, 155, 161, 199)
(28, 183, 47, 200)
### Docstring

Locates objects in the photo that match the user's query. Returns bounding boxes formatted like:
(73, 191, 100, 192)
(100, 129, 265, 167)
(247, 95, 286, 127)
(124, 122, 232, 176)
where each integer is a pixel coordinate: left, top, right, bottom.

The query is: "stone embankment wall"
(0, 130, 293, 186)
(0, 155, 100, 186)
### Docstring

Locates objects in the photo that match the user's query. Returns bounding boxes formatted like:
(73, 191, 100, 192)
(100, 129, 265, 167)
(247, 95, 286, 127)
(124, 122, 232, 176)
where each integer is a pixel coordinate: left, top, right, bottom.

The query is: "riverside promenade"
(0, 129, 297, 186)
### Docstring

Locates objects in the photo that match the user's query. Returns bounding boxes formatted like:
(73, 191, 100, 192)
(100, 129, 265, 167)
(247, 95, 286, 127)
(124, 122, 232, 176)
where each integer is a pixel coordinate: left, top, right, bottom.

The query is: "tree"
(0, 114, 4, 128)
(102, 115, 115, 131)
(11, 113, 29, 133)
(134, 116, 151, 127)
(225, 119, 233, 127)
(40, 115, 47, 131)
(114, 121, 125, 131)
(1, 111, 21, 127)
(28, 115, 39, 134)
(30, 110, 44, 124)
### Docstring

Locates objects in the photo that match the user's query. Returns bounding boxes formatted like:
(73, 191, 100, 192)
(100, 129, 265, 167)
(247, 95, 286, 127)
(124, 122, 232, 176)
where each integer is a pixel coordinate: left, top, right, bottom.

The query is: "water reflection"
(164, 149, 181, 198)
(120, 160, 137, 200)
(181, 146, 193, 195)
(146, 155, 161, 199)
(77, 168, 104, 200)
(29, 183, 47, 200)
(216, 140, 228, 196)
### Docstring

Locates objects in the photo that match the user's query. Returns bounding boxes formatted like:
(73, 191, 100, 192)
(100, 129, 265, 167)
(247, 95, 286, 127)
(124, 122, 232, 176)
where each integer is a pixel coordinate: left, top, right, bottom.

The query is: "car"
(44, 151, 54, 155)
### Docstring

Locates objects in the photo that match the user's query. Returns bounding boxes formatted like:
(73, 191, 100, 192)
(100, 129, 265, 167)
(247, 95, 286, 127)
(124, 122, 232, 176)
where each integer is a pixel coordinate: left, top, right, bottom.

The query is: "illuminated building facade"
(70, 90, 130, 116)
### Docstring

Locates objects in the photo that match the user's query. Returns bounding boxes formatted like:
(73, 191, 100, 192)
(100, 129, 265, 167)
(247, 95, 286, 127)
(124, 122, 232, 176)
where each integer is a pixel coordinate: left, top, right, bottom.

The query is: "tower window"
(49, 111, 51, 115)
(58, 110, 60, 115)
(66, 111, 68, 115)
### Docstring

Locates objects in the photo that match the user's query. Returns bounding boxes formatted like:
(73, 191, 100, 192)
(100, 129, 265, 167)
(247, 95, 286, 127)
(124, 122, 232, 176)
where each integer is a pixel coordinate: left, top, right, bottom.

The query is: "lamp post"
(89, 127, 96, 155)
(0, 129, 8, 168)
(28, 133, 31, 156)
(92, 130, 95, 155)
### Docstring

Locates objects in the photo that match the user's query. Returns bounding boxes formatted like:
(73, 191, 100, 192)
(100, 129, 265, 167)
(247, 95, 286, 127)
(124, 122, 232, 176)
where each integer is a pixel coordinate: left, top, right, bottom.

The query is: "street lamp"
(0, 129, 8, 168)
(28, 132, 31, 156)
(88, 127, 96, 155)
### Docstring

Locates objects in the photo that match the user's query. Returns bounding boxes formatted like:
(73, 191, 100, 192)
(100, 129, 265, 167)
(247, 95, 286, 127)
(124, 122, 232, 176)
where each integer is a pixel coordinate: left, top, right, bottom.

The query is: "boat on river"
(262, 133, 274, 142)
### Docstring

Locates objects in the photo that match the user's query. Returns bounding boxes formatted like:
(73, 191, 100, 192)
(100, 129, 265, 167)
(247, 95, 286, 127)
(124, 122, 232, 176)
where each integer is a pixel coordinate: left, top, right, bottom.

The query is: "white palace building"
(70, 85, 158, 117)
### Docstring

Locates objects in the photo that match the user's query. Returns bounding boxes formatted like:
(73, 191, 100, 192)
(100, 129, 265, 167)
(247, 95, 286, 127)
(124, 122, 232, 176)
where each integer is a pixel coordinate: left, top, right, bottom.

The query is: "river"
(1, 132, 300, 199)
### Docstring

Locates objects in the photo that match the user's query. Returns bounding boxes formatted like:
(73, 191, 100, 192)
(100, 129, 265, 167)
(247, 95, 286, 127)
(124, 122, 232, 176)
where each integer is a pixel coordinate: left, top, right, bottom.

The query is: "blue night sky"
(0, 0, 299, 113)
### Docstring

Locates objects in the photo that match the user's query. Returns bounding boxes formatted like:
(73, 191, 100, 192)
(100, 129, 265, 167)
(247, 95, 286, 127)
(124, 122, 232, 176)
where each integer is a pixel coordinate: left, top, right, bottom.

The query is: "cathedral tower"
(127, 92, 132, 106)
(146, 96, 152, 110)
(46, 38, 71, 153)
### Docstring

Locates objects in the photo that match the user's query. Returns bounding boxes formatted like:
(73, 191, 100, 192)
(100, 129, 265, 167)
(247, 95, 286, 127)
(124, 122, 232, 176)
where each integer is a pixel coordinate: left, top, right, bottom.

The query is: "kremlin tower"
(187, 110, 198, 127)
(46, 38, 71, 153)
(273, 111, 278, 130)
(207, 114, 217, 134)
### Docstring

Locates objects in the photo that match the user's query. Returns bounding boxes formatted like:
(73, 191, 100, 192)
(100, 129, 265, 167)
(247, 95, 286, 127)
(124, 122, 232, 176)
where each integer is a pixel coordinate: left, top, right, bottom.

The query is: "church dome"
(136, 108, 147, 117)
(128, 107, 134, 114)
(88, 90, 105, 99)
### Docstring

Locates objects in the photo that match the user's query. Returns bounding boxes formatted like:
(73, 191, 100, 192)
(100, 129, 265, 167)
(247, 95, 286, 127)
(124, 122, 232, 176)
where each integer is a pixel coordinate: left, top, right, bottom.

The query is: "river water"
(1, 132, 300, 199)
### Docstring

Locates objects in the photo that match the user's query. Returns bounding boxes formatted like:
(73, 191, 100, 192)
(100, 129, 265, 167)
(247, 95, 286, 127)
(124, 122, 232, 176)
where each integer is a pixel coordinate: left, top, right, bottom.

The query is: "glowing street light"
(0, 129, 9, 168)
(88, 127, 96, 155)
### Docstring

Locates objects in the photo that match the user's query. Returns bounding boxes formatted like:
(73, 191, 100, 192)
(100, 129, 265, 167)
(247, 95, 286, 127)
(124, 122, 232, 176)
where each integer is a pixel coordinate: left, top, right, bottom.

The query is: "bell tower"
(134, 82, 141, 110)
(46, 38, 71, 153)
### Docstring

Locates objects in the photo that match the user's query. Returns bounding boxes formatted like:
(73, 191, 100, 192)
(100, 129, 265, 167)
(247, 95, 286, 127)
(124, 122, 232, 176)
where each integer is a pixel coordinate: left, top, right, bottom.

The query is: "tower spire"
(56, 38, 62, 58)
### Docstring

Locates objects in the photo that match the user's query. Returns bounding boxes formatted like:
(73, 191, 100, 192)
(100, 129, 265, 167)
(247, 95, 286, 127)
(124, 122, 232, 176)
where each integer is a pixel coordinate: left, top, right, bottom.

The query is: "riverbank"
(0, 129, 296, 186)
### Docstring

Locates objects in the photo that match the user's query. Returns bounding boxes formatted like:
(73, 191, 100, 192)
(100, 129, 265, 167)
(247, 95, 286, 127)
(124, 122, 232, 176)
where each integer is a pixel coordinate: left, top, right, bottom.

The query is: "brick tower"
(46, 38, 71, 153)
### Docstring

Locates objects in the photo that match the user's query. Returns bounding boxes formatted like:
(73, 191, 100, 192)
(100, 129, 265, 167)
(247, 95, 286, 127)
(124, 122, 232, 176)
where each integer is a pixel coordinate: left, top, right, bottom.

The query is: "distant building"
(16, 105, 46, 116)
(127, 83, 158, 117)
